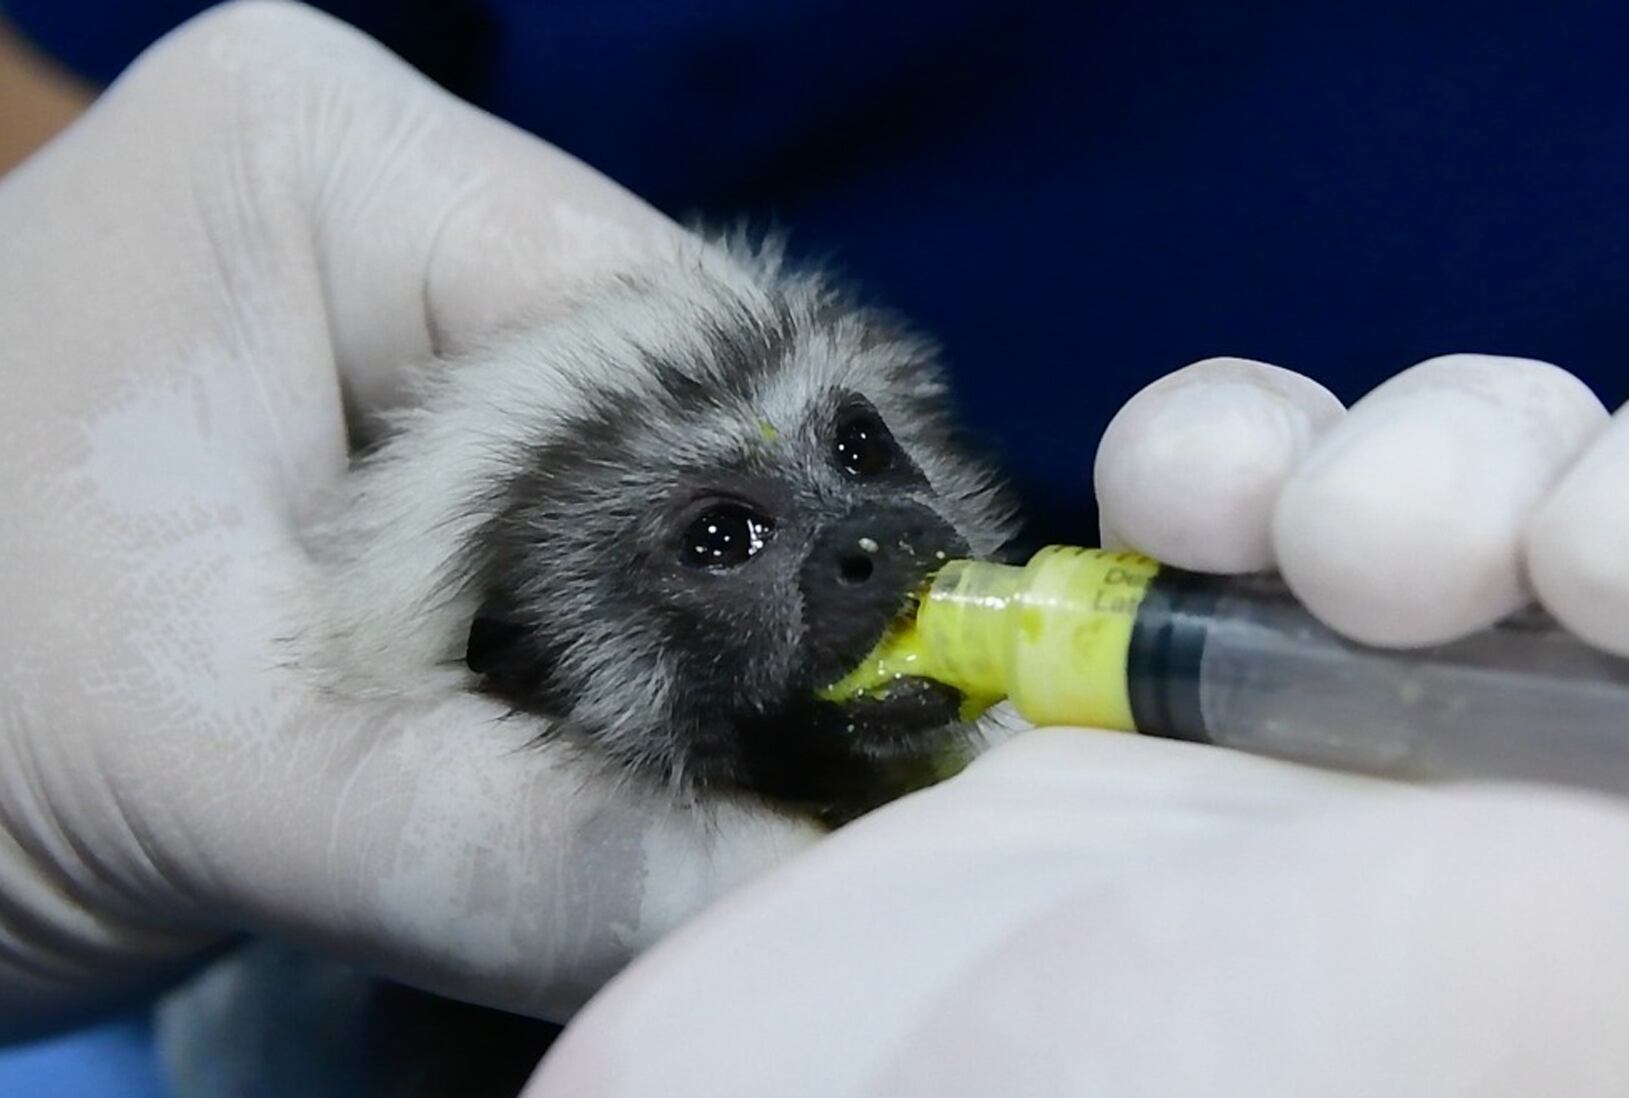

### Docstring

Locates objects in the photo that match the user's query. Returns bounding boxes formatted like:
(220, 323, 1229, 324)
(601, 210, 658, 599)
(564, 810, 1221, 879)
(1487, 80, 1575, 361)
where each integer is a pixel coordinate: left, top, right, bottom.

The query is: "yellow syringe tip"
(817, 619, 932, 703)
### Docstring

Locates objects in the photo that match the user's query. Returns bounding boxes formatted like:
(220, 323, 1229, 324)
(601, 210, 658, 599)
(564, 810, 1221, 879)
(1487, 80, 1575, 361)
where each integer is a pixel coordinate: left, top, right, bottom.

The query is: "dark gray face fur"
(453, 247, 1016, 809)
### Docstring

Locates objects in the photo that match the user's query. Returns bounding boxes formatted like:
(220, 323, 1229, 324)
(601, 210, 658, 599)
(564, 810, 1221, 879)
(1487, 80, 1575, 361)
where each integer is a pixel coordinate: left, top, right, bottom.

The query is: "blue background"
(0, 1013, 167, 1097)
(15, 0, 1629, 546)
(7, 2, 1629, 1092)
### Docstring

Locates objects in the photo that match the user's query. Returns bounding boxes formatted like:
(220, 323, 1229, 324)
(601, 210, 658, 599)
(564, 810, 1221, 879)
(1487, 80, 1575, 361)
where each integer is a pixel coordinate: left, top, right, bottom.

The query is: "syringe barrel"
(1142, 571, 1629, 792)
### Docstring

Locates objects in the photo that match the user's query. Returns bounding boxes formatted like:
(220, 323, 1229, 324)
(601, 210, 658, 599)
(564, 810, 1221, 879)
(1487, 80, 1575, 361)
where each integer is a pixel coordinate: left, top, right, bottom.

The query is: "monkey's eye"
(833, 408, 897, 478)
(680, 503, 774, 570)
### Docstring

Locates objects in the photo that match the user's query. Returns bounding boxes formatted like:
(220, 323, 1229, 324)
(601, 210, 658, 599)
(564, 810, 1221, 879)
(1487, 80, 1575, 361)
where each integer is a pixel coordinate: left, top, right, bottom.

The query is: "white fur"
(298, 239, 780, 695)
(298, 236, 1012, 717)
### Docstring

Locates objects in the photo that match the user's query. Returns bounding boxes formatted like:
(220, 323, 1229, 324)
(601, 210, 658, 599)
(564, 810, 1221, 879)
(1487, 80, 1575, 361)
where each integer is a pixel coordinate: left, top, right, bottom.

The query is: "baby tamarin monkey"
(160, 235, 1019, 1097)
(307, 233, 1017, 813)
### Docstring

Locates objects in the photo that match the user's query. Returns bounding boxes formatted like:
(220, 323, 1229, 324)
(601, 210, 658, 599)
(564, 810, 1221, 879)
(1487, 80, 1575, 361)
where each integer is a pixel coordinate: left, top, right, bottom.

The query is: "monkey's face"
(455, 258, 1015, 809)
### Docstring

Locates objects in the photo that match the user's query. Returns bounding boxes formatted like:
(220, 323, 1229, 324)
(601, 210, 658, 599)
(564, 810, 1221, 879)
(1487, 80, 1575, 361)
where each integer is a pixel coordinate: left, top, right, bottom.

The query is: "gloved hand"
(0, 1, 817, 1040)
(527, 355, 1629, 1097)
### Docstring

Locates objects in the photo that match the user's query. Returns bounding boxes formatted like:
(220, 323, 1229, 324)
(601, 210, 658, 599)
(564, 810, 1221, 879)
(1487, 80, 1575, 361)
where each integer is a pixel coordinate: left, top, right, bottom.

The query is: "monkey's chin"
(734, 678, 969, 819)
(829, 677, 966, 757)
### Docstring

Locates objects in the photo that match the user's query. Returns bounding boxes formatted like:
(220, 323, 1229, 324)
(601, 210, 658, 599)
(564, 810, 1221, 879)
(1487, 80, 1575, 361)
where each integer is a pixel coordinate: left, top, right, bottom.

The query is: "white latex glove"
(0, 1, 817, 1041)
(527, 354, 1629, 1097)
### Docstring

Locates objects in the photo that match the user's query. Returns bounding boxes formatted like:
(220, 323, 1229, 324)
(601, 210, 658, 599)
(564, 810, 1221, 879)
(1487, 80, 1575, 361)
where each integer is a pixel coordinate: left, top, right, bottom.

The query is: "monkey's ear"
(465, 593, 569, 713)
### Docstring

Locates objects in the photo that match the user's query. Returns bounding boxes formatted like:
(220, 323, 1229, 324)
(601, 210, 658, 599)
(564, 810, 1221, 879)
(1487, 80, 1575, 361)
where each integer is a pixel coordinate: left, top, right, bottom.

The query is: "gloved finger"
(126, 687, 820, 1021)
(1527, 401, 1629, 657)
(2, 413, 817, 1031)
(1095, 357, 1344, 572)
(0, 3, 793, 1034)
(1274, 354, 1606, 647)
(97, 3, 684, 415)
(525, 730, 1408, 1096)
(526, 737, 1629, 1097)
(856, 789, 1629, 1098)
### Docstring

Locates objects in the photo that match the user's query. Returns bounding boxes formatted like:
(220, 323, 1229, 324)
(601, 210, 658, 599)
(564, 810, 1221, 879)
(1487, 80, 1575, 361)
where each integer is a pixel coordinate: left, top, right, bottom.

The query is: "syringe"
(820, 546, 1629, 794)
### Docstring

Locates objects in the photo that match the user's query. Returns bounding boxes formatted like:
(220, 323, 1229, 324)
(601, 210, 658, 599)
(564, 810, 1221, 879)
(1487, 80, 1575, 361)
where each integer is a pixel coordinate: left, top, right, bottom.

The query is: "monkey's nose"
(836, 541, 879, 585)
(823, 503, 965, 587)
(801, 502, 968, 686)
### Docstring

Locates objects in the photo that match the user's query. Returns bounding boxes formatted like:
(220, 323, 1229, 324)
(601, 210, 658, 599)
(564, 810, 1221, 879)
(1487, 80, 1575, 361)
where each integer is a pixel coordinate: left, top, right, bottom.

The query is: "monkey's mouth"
(811, 591, 980, 752)
(747, 560, 995, 809)
(815, 590, 963, 711)
(737, 672, 967, 813)
(826, 674, 965, 752)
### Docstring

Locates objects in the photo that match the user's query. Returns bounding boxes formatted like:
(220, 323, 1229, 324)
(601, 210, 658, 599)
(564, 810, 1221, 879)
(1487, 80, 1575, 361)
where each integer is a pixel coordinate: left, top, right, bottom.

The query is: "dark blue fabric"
(0, 1013, 167, 1097)
(13, 1, 1629, 541)
(5, 5, 1629, 1086)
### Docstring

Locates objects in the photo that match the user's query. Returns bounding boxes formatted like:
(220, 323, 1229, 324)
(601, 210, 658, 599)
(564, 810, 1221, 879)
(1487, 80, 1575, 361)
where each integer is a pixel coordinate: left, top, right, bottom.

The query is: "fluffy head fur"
(302, 237, 1016, 809)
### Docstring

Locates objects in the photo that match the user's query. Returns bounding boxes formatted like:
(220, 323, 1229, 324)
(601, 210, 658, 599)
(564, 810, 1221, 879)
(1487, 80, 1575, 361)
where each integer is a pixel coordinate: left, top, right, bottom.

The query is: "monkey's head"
(333, 242, 1016, 812)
